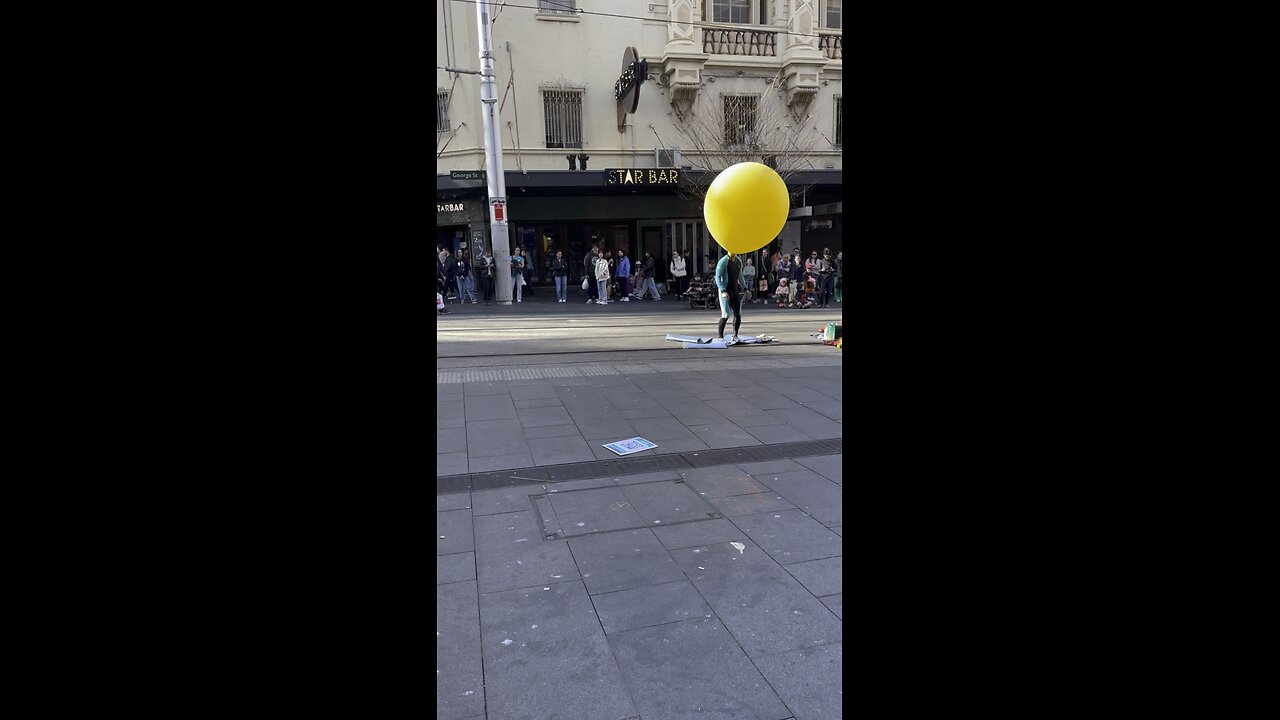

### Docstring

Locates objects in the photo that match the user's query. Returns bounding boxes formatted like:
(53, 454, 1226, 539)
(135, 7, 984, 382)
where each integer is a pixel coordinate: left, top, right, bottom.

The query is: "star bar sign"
(615, 46, 648, 133)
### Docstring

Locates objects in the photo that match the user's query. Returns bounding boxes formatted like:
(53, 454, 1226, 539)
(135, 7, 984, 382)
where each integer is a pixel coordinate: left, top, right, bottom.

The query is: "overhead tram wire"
(446, 0, 829, 41)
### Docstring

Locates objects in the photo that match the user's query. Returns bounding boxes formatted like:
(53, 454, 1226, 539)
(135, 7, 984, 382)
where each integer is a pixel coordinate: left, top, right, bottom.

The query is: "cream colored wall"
(435, 1, 842, 173)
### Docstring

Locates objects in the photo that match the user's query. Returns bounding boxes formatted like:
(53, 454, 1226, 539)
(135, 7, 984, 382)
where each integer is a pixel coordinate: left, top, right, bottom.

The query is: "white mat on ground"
(665, 334, 776, 349)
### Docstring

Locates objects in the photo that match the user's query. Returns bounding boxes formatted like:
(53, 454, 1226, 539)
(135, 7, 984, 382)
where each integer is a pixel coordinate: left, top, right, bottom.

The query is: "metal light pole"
(476, 0, 513, 303)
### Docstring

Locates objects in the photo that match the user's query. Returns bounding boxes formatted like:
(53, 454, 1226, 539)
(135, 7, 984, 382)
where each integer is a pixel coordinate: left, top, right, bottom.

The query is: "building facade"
(437, 0, 843, 286)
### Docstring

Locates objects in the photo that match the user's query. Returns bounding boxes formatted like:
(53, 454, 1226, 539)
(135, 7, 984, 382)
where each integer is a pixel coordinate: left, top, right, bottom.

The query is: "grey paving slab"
(463, 394, 518, 421)
(688, 422, 763, 449)
(437, 492, 471, 512)
(592, 579, 712, 635)
(605, 391, 651, 409)
(760, 383, 830, 404)
(517, 405, 575, 428)
(768, 407, 842, 440)
(710, 492, 797, 517)
(691, 388, 738, 401)
(436, 402, 464, 428)
(463, 380, 510, 396)
(473, 510, 580, 593)
(731, 510, 843, 564)
(618, 405, 678, 420)
(806, 400, 842, 422)
(669, 406, 730, 426)
(479, 580, 637, 720)
(627, 416, 701, 441)
(529, 434, 597, 466)
(437, 452, 469, 477)
(437, 580, 484, 720)
(523, 423, 584, 439)
(547, 486, 647, 534)
(729, 387, 800, 410)
(510, 383, 558, 400)
(649, 437, 711, 454)
(438, 552, 477, 585)
(465, 419, 528, 457)
(577, 418, 639, 441)
(567, 528, 685, 595)
(670, 543, 843, 659)
(829, 526, 841, 537)
(437, 426, 467, 451)
(514, 397, 564, 409)
(437, 384, 464, 399)
(437, 509, 474, 556)
(820, 594, 842, 620)
(744, 423, 814, 445)
(729, 410, 790, 427)
(751, 470, 842, 526)
(611, 470, 683, 486)
(609, 617, 792, 720)
(677, 466, 771, 499)
(784, 556, 842, 598)
(618, 480, 719, 524)
(736, 459, 808, 475)
(754, 643, 843, 720)
(704, 397, 766, 417)
(651, 519, 750, 551)
(793, 454, 842, 483)
(471, 486, 541, 516)
(469, 451, 534, 472)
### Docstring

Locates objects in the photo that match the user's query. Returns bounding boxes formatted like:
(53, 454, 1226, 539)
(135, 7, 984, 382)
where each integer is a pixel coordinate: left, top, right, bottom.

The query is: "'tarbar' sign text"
(438, 202, 464, 212)
(606, 169, 681, 185)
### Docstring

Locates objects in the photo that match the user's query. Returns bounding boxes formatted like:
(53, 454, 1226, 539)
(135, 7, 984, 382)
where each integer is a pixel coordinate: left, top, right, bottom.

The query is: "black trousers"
(718, 293, 743, 338)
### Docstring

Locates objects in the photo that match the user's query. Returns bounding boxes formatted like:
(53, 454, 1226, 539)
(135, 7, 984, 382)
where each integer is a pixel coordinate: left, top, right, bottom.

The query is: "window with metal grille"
(543, 88, 584, 148)
(834, 95, 842, 146)
(437, 89, 450, 133)
(539, 0, 577, 14)
(723, 95, 758, 147)
(825, 0, 842, 28)
(711, 0, 751, 23)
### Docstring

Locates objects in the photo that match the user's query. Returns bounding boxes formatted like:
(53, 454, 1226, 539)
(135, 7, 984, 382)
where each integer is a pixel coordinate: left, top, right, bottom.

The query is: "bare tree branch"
(668, 86, 820, 206)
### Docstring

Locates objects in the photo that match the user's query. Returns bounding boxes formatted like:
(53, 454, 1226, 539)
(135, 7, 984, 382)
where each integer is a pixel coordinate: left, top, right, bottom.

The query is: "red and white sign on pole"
(490, 197, 506, 223)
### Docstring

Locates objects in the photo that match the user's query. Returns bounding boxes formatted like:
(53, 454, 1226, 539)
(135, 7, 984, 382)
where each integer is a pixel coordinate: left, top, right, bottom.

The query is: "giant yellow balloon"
(703, 162, 790, 255)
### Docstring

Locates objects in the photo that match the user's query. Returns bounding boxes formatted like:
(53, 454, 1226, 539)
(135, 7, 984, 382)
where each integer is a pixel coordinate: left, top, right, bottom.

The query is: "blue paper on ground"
(602, 437, 658, 456)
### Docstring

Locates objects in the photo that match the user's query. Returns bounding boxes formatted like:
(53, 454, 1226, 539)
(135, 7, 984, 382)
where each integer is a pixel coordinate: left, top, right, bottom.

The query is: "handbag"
(581, 277, 589, 291)
(758, 279, 769, 292)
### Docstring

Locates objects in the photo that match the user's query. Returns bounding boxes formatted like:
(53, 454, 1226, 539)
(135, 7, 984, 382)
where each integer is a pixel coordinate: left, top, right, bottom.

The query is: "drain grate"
(437, 438, 843, 495)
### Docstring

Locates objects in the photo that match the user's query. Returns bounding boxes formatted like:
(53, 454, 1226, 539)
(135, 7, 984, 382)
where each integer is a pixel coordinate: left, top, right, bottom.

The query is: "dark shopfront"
(435, 199, 487, 262)
(436, 169, 843, 288)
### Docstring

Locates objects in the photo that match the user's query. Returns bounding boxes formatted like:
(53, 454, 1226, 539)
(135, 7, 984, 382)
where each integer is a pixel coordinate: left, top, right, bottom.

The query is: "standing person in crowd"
(594, 251, 612, 305)
(584, 243, 599, 304)
(682, 249, 693, 281)
(741, 256, 757, 305)
(806, 250, 819, 276)
(438, 244, 452, 268)
(714, 251, 748, 343)
(834, 251, 843, 303)
(670, 250, 688, 297)
(478, 248, 495, 303)
(603, 250, 615, 301)
(816, 248, 835, 308)
(510, 247, 526, 303)
(551, 250, 569, 303)
(634, 251, 662, 300)
(616, 249, 632, 302)
(455, 248, 477, 304)
(444, 250, 460, 303)
(789, 252, 805, 307)
(776, 253, 794, 308)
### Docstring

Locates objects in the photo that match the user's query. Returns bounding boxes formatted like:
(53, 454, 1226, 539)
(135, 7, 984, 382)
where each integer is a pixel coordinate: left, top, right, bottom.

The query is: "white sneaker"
(621, 297, 630, 302)
(586, 299, 593, 304)
(472, 300, 478, 304)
